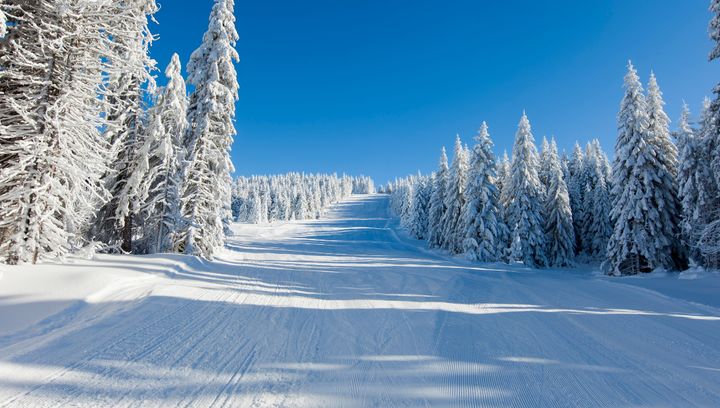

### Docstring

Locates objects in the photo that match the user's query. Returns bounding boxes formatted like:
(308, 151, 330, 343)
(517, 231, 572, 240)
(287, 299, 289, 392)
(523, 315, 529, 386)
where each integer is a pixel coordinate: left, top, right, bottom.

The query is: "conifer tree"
(566, 143, 586, 254)
(543, 139, 575, 267)
(410, 176, 432, 240)
(177, 0, 239, 258)
(441, 136, 469, 254)
(646, 72, 687, 270)
(428, 148, 449, 249)
(0, 1, 113, 263)
(462, 122, 508, 262)
(133, 54, 189, 253)
(606, 62, 686, 275)
(93, 0, 158, 253)
(505, 113, 547, 268)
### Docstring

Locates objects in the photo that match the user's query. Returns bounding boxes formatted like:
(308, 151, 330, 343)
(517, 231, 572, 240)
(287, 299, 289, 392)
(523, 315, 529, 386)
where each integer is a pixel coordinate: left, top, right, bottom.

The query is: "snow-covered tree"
(132, 54, 188, 254)
(461, 122, 508, 262)
(497, 151, 511, 208)
(538, 136, 551, 193)
(441, 136, 469, 254)
(606, 62, 686, 275)
(582, 140, 613, 259)
(92, 0, 159, 253)
(427, 148, 449, 249)
(543, 139, 575, 267)
(505, 113, 547, 268)
(697, 3, 720, 268)
(645, 71, 687, 269)
(176, 0, 239, 258)
(409, 175, 432, 240)
(566, 143, 586, 254)
(0, 1, 113, 263)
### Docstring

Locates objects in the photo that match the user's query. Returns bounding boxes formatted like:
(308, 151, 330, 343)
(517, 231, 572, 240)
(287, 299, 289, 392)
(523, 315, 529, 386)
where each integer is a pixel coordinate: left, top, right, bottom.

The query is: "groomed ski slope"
(1, 194, 720, 407)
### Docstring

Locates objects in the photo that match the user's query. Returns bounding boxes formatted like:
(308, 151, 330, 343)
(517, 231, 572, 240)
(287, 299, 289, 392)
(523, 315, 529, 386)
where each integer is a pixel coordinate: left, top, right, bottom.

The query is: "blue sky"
(152, 0, 716, 185)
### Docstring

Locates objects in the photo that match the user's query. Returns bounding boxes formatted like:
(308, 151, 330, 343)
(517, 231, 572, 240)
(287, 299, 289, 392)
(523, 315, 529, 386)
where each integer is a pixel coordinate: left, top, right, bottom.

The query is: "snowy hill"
(1, 194, 719, 406)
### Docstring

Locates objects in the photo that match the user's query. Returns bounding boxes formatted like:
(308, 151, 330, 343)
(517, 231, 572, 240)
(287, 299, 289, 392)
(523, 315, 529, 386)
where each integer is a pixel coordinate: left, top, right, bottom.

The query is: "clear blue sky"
(151, 0, 716, 185)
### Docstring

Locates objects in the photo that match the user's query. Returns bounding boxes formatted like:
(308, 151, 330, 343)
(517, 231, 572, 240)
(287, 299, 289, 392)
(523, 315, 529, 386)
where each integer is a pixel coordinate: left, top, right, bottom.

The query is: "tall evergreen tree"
(606, 62, 686, 275)
(461, 122, 508, 262)
(409, 175, 432, 240)
(675, 103, 703, 262)
(133, 54, 189, 253)
(699, 2, 720, 267)
(427, 148, 449, 249)
(93, 0, 158, 253)
(645, 72, 687, 270)
(441, 136, 469, 254)
(543, 139, 575, 267)
(506, 113, 547, 268)
(566, 143, 586, 254)
(176, 0, 240, 258)
(0, 1, 113, 263)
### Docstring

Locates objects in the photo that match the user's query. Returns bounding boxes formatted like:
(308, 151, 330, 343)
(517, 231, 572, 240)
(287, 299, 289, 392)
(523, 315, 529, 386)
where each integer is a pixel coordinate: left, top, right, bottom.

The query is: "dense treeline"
(389, 1, 720, 275)
(0, 0, 239, 263)
(231, 173, 375, 223)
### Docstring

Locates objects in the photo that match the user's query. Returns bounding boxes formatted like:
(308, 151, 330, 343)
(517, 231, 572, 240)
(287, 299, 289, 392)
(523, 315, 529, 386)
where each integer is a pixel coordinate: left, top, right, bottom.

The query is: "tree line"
(388, 2, 720, 275)
(232, 173, 375, 224)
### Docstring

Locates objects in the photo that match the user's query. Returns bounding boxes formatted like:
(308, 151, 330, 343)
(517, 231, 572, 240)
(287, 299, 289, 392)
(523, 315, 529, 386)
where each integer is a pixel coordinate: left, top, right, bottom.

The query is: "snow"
(1, 194, 720, 406)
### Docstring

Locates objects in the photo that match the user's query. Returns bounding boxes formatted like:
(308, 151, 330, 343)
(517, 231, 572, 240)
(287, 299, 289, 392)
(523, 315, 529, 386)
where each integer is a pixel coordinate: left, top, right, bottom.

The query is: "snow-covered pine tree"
(505, 113, 547, 268)
(93, 0, 158, 253)
(584, 140, 613, 259)
(543, 139, 575, 267)
(496, 151, 511, 208)
(0, 1, 111, 264)
(566, 143, 586, 254)
(409, 175, 432, 240)
(698, 2, 720, 267)
(677, 103, 706, 263)
(606, 62, 686, 275)
(645, 71, 687, 270)
(427, 148, 449, 249)
(441, 136, 469, 254)
(131, 54, 189, 254)
(176, 0, 240, 258)
(538, 136, 551, 193)
(461, 122, 508, 262)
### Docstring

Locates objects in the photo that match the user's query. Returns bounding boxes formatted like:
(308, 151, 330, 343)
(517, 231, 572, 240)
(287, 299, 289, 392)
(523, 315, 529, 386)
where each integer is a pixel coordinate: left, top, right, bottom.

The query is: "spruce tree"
(177, 0, 240, 258)
(646, 72, 687, 270)
(428, 148, 449, 249)
(543, 139, 575, 267)
(133, 54, 189, 253)
(0, 1, 112, 263)
(410, 176, 432, 240)
(461, 122, 508, 262)
(93, 0, 158, 253)
(606, 62, 686, 275)
(566, 143, 586, 254)
(506, 113, 547, 268)
(441, 136, 469, 254)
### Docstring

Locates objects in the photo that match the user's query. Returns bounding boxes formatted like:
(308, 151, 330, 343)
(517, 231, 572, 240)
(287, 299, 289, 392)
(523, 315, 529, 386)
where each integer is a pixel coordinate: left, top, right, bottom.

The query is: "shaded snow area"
(1, 195, 719, 407)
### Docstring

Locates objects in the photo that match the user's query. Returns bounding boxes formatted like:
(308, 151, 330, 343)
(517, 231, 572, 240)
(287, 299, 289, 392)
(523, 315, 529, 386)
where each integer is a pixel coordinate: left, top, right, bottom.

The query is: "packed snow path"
(1, 195, 720, 407)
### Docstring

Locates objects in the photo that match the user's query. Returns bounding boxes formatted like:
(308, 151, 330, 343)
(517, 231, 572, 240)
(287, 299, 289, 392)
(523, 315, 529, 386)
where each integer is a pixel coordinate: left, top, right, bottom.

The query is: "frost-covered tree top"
(710, 0, 720, 61)
(544, 138, 575, 267)
(646, 72, 678, 176)
(607, 62, 686, 274)
(462, 122, 507, 262)
(506, 112, 547, 268)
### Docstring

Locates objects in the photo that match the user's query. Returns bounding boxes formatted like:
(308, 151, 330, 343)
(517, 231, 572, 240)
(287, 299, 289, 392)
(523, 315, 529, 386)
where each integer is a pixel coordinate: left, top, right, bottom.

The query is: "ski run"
(1, 195, 720, 407)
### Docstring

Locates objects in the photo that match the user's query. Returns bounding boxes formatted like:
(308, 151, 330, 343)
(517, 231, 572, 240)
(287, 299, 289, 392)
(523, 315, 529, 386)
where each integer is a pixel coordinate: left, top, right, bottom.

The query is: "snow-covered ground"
(1, 194, 719, 407)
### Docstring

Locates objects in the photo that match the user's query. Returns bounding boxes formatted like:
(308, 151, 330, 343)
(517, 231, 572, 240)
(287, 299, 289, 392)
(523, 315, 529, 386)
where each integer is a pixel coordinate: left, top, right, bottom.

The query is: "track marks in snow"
(1, 195, 720, 406)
